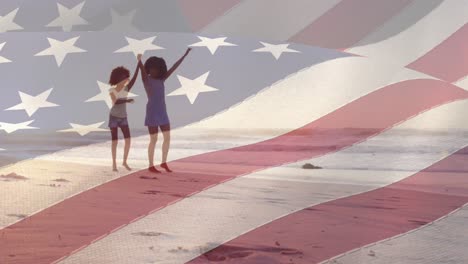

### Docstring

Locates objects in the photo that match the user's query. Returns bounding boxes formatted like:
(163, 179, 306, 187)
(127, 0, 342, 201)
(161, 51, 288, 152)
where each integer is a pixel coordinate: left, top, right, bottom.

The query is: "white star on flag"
(168, 72, 218, 104)
(0, 42, 11, 64)
(85, 81, 138, 108)
(6, 88, 59, 117)
(253, 42, 300, 60)
(104, 9, 138, 32)
(46, 1, 88, 32)
(189, 36, 236, 55)
(0, 8, 23, 33)
(0, 120, 38, 134)
(58, 122, 107, 136)
(114, 36, 164, 57)
(35, 37, 86, 67)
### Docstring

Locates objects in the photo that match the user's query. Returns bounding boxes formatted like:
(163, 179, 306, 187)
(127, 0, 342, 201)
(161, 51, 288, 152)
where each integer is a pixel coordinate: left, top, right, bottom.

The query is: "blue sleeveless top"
(144, 77, 170, 126)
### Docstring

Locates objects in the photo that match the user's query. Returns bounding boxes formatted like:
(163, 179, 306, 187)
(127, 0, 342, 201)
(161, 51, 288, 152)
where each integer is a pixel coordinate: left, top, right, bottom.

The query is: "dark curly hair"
(144, 56, 167, 79)
(109, 66, 130, 86)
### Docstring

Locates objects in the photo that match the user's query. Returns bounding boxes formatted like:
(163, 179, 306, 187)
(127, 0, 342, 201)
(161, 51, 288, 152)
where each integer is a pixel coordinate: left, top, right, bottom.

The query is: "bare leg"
(111, 140, 118, 171)
(121, 126, 132, 171)
(148, 134, 157, 166)
(111, 128, 118, 171)
(123, 138, 131, 170)
(161, 130, 170, 164)
(160, 125, 172, 172)
(147, 127, 160, 173)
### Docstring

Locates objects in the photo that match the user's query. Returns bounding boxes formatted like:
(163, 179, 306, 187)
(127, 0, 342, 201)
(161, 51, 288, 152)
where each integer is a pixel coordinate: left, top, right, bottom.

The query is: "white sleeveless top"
(109, 86, 129, 118)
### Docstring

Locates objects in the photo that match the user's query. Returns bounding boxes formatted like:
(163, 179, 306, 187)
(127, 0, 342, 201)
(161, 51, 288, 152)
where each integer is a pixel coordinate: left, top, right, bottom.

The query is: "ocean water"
(1, 128, 468, 171)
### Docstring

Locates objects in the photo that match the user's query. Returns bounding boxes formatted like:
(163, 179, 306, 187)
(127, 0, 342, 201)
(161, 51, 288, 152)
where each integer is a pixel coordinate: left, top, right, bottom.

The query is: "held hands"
(128, 98, 135, 104)
(137, 49, 189, 61)
(137, 49, 189, 60)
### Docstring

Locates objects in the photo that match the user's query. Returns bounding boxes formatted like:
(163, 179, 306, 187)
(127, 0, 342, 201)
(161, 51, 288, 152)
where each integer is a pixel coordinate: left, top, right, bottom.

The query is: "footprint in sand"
(202, 245, 303, 263)
(168, 246, 190, 253)
(132, 231, 163, 237)
(38, 183, 63, 188)
(6, 214, 28, 219)
(140, 176, 158, 180)
(302, 163, 322, 169)
(53, 178, 70, 183)
(141, 190, 162, 195)
(180, 178, 200, 183)
(0, 173, 28, 181)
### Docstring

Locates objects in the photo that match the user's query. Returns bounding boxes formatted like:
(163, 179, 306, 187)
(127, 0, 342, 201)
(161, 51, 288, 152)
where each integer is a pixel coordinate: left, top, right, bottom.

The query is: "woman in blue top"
(137, 48, 191, 173)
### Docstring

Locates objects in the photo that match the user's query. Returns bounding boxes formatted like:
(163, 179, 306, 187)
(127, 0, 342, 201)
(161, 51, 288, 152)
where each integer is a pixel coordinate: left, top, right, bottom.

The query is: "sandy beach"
(2, 96, 468, 263)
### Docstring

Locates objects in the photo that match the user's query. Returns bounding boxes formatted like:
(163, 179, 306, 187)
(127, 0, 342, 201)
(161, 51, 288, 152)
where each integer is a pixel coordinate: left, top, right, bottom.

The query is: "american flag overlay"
(0, 1, 468, 263)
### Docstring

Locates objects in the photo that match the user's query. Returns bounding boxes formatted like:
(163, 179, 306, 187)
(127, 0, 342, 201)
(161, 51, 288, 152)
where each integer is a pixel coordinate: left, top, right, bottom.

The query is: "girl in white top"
(108, 58, 140, 172)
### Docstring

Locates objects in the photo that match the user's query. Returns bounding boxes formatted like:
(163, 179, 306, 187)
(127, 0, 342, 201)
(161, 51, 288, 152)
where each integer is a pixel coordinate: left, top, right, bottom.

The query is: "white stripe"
(59, 100, 468, 264)
(201, 0, 341, 40)
(0, 57, 429, 230)
(189, 56, 434, 130)
(325, 203, 468, 264)
(455, 75, 468, 91)
(348, 0, 468, 67)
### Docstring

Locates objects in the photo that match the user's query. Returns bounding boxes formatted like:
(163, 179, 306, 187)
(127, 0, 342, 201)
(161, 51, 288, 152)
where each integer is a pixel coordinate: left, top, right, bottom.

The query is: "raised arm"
(127, 62, 140, 91)
(137, 54, 150, 96)
(164, 48, 191, 81)
(137, 54, 148, 83)
(137, 54, 151, 96)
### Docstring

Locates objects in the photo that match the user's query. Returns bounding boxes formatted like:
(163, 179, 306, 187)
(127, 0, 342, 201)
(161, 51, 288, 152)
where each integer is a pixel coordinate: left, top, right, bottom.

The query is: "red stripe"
(289, 0, 412, 50)
(188, 128, 468, 263)
(407, 24, 468, 82)
(0, 80, 466, 264)
(177, 0, 241, 31)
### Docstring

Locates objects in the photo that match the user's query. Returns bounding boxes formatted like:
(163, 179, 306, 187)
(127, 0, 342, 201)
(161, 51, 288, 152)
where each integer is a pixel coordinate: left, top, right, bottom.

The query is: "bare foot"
(112, 166, 118, 172)
(160, 163, 173, 173)
(148, 166, 161, 173)
(123, 163, 132, 171)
